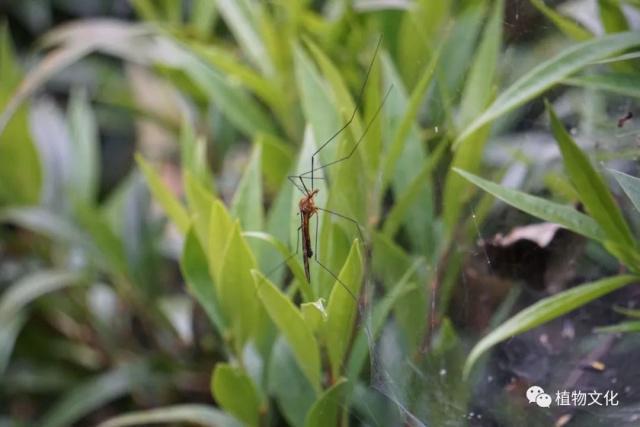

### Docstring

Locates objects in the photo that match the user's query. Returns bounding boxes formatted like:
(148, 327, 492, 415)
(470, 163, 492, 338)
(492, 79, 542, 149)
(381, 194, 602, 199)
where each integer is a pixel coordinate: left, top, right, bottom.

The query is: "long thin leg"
(310, 36, 384, 191)
(313, 257, 357, 301)
(317, 207, 365, 245)
(314, 211, 319, 264)
(263, 225, 302, 279)
(302, 85, 393, 180)
(287, 175, 308, 196)
(288, 175, 306, 195)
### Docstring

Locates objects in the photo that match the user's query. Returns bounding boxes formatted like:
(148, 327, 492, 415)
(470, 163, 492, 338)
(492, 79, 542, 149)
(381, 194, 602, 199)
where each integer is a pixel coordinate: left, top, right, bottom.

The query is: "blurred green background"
(2, 1, 640, 426)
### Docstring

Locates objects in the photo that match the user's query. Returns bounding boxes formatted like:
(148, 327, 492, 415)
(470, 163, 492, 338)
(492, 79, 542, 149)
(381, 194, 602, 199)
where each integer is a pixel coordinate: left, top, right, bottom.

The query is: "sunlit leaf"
(0, 23, 42, 205)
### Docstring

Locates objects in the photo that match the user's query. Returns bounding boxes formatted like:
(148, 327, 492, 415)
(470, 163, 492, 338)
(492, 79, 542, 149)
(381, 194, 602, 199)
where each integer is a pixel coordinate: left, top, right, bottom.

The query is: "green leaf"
(454, 168, 607, 242)
(194, 44, 284, 119)
(0, 23, 42, 205)
(243, 231, 311, 301)
(97, 404, 239, 427)
(613, 305, 640, 318)
(347, 261, 420, 379)
(67, 88, 99, 204)
(464, 274, 637, 377)
(301, 299, 327, 334)
(40, 363, 149, 427)
(380, 55, 433, 255)
(184, 171, 215, 246)
(610, 169, 640, 214)
(130, 0, 162, 21)
(459, 0, 503, 125)
(268, 337, 317, 427)
(0, 312, 26, 376)
(547, 102, 635, 247)
(530, 0, 592, 41)
(599, 0, 630, 33)
(383, 139, 447, 237)
(325, 241, 364, 379)
(190, 0, 218, 39)
(444, 1, 502, 232)
(303, 37, 363, 140)
(563, 72, 640, 98)
(211, 363, 262, 427)
(0, 30, 94, 136)
(252, 270, 321, 391)
(455, 32, 640, 146)
(293, 44, 339, 163)
(381, 43, 441, 189)
(218, 222, 260, 350)
(136, 154, 190, 234)
(208, 199, 234, 283)
(215, 0, 272, 75)
(181, 228, 227, 333)
(260, 133, 294, 190)
(0, 270, 84, 323)
(595, 320, 640, 333)
(180, 120, 214, 193)
(231, 142, 264, 233)
(303, 378, 349, 427)
(179, 55, 276, 137)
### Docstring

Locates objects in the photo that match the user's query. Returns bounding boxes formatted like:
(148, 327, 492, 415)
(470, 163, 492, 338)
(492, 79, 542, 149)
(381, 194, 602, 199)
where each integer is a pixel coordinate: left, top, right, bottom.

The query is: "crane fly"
(286, 36, 392, 300)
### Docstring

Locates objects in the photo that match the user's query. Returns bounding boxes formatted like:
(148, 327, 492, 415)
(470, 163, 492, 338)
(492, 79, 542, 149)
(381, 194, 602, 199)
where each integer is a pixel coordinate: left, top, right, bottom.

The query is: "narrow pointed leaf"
(610, 169, 640, 214)
(97, 404, 239, 427)
(325, 241, 364, 379)
(464, 274, 637, 377)
(181, 228, 227, 333)
(253, 270, 321, 391)
(454, 168, 607, 241)
(530, 0, 592, 41)
(455, 32, 640, 146)
(304, 378, 349, 427)
(547, 102, 635, 247)
(136, 154, 189, 234)
(211, 364, 261, 427)
(563, 73, 640, 98)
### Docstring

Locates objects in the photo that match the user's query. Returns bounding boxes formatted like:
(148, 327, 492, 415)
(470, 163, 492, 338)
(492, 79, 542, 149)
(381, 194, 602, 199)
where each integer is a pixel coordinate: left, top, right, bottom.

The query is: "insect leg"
(308, 36, 384, 190)
(301, 85, 393, 180)
(313, 257, 357, 301)
(288, 175, 307, 195)
(317, 207, 365, 245)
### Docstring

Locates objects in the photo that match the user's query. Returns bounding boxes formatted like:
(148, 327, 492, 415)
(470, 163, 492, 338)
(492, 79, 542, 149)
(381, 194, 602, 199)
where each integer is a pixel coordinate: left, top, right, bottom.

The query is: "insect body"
(299, 188, 319, 281)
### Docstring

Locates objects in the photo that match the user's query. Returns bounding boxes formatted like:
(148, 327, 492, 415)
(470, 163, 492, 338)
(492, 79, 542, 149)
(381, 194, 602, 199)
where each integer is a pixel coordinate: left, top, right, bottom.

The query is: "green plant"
(2, 0, 640, 426)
